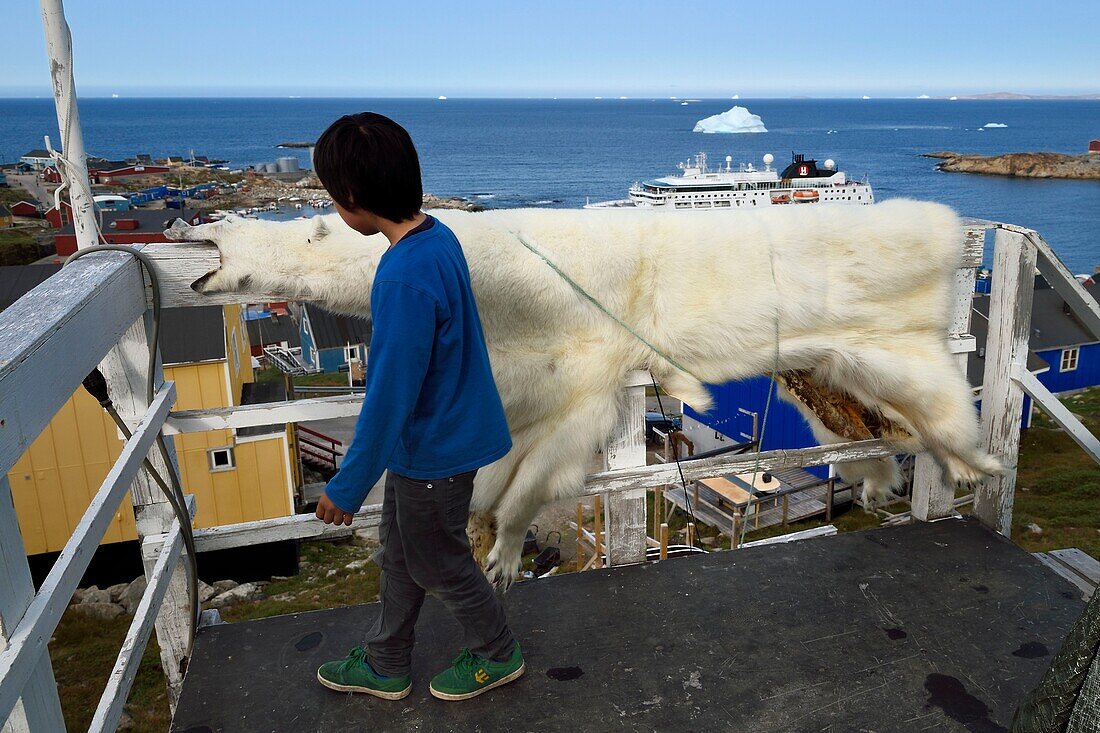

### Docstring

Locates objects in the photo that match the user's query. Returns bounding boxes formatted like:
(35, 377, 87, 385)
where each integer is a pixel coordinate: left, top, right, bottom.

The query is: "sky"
(3, 1, 1097, 98)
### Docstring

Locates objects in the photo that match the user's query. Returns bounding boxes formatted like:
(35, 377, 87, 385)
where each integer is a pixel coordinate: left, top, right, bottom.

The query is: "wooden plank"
(1014, 365, 1100, 465)
(0, 383, 175, 726)
(739, 525, 838, 548)
(604, 380, 647, 566)
(0, 251, 145, 474)
(975, 229, 1037, 535)
(154, 442, 894, 555)
(89, 516, 185, 733)
(913, 227, 981, 522)
(1033, 553, 1095, 600)
(1048, 549, 1100, 586)
(0, 477, 66, 733)
(150, 503, 385, 555)
(140, 242, 285, 308)
(593, 495, 603, 570)
(699, 477, 752, 506)
(586, 440, 896, 495)
(166, 394, 364, 434)
(100, 308, 193, 711)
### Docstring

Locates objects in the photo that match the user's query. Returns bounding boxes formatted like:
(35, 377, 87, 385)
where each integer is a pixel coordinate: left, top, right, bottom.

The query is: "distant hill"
(955, 92, 1100, 100)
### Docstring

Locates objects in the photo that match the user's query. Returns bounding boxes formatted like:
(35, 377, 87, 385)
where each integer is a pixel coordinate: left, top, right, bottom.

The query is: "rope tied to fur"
(510, 227, 782, 550)
(510, 230, 706, 383)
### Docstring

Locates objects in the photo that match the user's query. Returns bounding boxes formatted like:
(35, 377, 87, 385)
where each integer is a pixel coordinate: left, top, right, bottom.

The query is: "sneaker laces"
(341, 646, 370, 674)
(452, 647, 481, 678)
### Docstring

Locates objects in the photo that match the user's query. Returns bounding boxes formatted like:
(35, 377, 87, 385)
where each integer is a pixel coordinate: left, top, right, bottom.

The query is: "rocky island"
(924, 151, 1100, 180)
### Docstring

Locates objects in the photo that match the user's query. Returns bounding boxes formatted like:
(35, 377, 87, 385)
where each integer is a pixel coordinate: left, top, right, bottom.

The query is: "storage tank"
(264, 163, 279, 174)
(276, 156, 300, 173)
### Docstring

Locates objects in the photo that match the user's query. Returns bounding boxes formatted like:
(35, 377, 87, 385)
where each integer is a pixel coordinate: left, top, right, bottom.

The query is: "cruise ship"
(585, 152, 874, 210)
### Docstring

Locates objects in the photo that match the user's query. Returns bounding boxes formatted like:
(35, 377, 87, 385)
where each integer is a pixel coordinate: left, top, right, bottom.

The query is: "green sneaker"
(429, 644, 525, 701)
(316, 646, 412, 700)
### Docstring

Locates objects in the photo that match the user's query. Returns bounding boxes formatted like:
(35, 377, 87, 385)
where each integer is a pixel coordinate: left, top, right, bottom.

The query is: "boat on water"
(585, 152, 874, 210)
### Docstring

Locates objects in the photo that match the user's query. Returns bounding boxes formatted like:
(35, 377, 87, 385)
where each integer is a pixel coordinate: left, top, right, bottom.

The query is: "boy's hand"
(316, 492, 356, 526)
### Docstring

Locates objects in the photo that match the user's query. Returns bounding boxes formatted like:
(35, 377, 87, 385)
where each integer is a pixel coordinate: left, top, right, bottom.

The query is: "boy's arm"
(320, 281, 438, 515)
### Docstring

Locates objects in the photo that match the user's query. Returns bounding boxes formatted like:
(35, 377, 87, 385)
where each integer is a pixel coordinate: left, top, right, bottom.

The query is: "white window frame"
(207, 446, 236, 472)
(344, 344, 359, 364)
(1060, 347, 1079, 373)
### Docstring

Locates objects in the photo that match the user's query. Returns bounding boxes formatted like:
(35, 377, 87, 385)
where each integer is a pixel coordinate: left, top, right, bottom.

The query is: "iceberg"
(983, 122, 1008, 128)
(693, 105, 767, 134)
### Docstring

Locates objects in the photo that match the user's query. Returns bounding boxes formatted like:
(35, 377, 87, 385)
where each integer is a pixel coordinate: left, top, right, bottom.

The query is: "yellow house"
(4, 265, 301, 556)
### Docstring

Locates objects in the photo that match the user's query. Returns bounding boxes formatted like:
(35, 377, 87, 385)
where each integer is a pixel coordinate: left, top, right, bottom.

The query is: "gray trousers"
(365, 470, 516, 677)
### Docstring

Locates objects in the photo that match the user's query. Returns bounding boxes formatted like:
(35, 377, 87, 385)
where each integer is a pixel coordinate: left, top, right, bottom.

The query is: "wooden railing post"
(603, 372, 649, 566)
(102, 315, 193, 710)
(912, 225, 984, 521)
(0, 479, 66, 733)
(974, 228, 1037, 535)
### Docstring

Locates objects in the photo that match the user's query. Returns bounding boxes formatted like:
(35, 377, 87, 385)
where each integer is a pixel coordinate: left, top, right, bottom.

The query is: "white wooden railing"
(2, 220, 1098, 731)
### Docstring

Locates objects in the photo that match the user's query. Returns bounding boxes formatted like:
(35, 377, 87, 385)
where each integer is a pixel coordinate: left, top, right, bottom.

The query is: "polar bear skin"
(168, 201, 1001, 589)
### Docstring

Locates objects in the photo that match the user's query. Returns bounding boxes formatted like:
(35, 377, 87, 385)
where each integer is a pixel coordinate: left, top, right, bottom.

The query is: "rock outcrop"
(924, 151, 1100, 179)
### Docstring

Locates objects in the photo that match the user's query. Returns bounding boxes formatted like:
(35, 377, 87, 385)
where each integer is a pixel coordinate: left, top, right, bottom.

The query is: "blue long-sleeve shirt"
(322, 216, 512, 514)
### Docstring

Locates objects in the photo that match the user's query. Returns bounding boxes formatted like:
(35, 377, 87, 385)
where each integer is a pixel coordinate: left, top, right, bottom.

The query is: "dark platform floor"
(171, 519, 1084, 732)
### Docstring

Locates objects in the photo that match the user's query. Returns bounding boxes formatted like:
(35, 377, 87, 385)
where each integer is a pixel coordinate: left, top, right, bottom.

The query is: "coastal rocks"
(70, 577, 269, 617)
(119, 577, 148, 614)
(211, 579, 239, 594)
(924, 151, 1100, 179)
(79, 586, 112, 605)
(207, 582, 265, 609)
(198, 580, 218, 603)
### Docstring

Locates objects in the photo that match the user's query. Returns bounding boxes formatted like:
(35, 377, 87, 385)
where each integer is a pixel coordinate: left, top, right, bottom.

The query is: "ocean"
(1, 97, 1097, 272)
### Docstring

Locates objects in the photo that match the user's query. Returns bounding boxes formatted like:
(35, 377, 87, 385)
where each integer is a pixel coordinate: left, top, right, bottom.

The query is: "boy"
(311, 112, 523, 701)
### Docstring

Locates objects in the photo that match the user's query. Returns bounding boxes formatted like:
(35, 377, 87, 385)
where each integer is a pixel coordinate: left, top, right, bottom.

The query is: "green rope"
(511, 231, 704, 382)
(511, 228, 783, 549)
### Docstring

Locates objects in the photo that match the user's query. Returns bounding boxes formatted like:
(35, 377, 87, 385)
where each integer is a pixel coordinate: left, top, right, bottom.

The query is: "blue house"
(298, 303, 371, 374)
(680, 274, 1099, 476)
(971, 276, 1100, 426)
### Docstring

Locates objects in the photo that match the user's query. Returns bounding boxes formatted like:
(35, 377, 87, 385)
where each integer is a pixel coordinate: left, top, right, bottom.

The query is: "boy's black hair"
(313, 112, 423, 222)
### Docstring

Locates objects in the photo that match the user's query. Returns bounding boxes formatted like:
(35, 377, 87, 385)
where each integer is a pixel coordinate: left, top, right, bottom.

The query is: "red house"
(44, 200, 73, 228)
(1089, 140, 1100, 154)
(9, 201, 42, 218)
(53, 209, 206, 256)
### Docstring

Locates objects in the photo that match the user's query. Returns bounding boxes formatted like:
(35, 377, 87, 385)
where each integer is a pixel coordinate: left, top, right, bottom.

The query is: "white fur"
(167, 201, 1000, 588)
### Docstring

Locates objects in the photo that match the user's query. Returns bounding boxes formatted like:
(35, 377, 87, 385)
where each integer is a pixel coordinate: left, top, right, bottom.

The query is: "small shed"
(1089, 139, 1100, 154)
(9, 201, 42, 218)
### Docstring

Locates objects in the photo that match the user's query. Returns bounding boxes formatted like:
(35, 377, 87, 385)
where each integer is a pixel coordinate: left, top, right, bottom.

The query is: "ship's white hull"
(585, 183, 874, 210)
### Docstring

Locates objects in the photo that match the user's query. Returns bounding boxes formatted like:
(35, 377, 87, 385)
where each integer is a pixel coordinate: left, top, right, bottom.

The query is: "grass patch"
(255, 364, 350, 389)
(0, 227, 43, 266)
(1014, 387, 1100, 559)
(52, 609, 169, 731)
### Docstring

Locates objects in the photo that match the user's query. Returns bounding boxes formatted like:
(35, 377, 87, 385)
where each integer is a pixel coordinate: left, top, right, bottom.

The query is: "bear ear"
(310, 216, 330, 242)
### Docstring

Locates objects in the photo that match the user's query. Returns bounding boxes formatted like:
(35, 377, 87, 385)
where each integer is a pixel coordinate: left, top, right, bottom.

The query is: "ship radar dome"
(824, 159, 836, 170)
(763, 153, 774, 165)
(725, 155, 732, 162)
